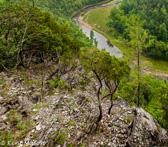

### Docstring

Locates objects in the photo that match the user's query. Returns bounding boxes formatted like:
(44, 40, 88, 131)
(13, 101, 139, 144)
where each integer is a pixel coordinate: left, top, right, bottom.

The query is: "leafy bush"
(54, 130, 67, 145)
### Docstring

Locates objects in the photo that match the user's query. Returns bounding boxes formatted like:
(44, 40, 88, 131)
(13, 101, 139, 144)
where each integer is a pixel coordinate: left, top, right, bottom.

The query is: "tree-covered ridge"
(29, 0, 106, 18)
(107, 0, 168, 60)
(0, 0, 103, 49)
(0, 1, 81, 69)
(82, 0, 106, 5)
(33, 0, 82, 18)
(0, 0, 81, 17)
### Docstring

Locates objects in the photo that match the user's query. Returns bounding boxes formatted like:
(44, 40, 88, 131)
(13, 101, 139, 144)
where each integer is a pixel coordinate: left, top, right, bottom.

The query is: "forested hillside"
(107, 0, 168, 60)
(0, 1, 83, 69)
(0, 0, 168, 146)
(30, 0, 106, 18)
(0, 0, 107, 51)
(82, 0, 106, 5)
(33, 0, 82, 17)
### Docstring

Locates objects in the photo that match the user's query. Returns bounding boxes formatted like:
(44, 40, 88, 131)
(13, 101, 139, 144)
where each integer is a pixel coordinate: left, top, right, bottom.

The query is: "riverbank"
(80, 3, 168, 80)
(71, 0, 111, 19)
(78, 15, 92, 29)
(76, 14, 123, 57)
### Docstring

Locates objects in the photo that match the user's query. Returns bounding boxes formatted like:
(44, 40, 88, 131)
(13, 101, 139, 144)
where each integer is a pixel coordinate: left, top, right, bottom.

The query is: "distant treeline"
(31, 0, 106, 18)
(82, 0, 106, 5)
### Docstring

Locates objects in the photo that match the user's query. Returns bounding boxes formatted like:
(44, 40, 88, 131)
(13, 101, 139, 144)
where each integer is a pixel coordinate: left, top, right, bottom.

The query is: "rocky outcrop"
(0, 70, 167, 147)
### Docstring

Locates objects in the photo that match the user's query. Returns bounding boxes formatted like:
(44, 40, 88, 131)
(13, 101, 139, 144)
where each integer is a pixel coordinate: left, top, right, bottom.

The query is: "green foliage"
(127, 15, 147, 52)
(126, 16, 148, 107)
(6, 0, 101, 49)
(1, 109, 35, 144)
(120, 109, 125, 113)
(0, 131, 14, 147)
(67, 120, 76, 127)
(94, 38, 98, 47)
(58, 80, 65, 89)
(90, 30, 94, 44)
(85, 97, 94, 103)
(80, 48, 130, 121)
(124, 116, 132, 123)
(95, 130, 102, 134)
(56, 103, 63, 108)
(49, 78, 71, 91)
(66, 98, 73, 103)
(80, 144, 86, 147)
(0, 78, 6, 85)
(145, 120, 148, 125)
(107, 7, 127, 33)
(54, 130, 67, 145)
(33, 0, 82, 18)
(0, 1, 81, 69)
(118, 73, 168, 130)
(0, 0, 97, 72)
(82, 0, 106, 5)
(81, 12, 85, 16)
(69, 102, 78, 110)
(81, 48, 130, 83)
(17, 123, 26, 130)
(79, 77, 87, 87)
(5, 110, 22, 123)
(107, 0, 168, 60)
(68, 144, 73, 147)
(31, 103, 41, 115)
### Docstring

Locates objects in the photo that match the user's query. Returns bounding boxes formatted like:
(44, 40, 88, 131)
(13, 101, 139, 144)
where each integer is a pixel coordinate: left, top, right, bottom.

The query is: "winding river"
(72, 2, 122, 58)
(72, 2, 168, 83)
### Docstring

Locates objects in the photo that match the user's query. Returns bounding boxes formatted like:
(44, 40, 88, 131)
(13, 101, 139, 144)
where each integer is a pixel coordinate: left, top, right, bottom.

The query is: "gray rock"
(0, 72, 6, 79)
(32, 129, 35, 133)
(33, 109, 38, 112)
(0, 123, 6, 131)
(0, 70, 167, 147)
(11, 87, 17, 90)
(36, 124, 42, 131)
(0, 107, 8, 115)
(33, 115, 39, 121)
(31, 92, 40, 104)
(108, 142, 112, 146)
(0, 114, 7, 122)
(0, 96, 3, 101)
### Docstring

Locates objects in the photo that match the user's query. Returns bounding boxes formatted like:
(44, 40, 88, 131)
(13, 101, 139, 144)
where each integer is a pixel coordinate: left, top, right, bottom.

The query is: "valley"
(79, 1, 168, 78)
(0, 0, 168, 146)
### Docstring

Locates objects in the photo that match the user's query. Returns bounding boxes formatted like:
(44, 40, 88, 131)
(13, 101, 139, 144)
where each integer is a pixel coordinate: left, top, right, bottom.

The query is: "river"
(72, 2, 122, 58)
(72, 2, 168, 83)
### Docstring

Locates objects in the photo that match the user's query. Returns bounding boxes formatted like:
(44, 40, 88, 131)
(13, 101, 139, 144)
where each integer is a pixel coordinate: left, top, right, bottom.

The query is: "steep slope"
(0, 0, 168, 146)
(0, 68, 168, 146)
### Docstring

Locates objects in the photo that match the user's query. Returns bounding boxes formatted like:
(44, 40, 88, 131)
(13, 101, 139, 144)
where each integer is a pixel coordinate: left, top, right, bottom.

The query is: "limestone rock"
(0, 123, 6, 131)
(0, 70, 167, 147)
(0, 107, 8, 115)
(0, 72, 6, 79)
